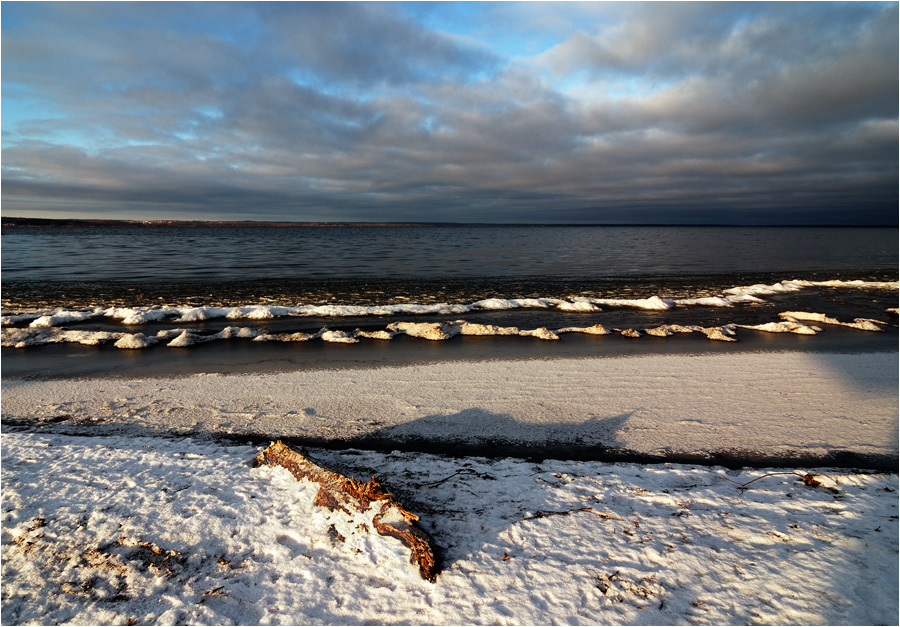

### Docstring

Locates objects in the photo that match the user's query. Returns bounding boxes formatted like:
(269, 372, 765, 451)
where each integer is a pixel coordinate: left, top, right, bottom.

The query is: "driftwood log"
(255, 440, 438, 581)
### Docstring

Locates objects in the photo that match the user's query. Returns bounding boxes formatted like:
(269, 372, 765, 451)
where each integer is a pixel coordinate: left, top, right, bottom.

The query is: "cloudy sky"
(2, 1, 897, 224)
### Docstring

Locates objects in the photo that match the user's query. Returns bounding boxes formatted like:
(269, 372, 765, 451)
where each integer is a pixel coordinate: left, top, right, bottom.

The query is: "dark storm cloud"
(1, 1, 897, 224)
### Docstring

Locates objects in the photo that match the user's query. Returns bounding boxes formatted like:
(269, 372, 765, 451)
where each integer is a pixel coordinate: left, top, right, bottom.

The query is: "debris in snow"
(522, 507, 624, 522)
(254, 441, 438, 581)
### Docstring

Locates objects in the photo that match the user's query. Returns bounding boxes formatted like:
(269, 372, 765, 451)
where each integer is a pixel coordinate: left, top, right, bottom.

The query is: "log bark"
(255, 440, 438, 581)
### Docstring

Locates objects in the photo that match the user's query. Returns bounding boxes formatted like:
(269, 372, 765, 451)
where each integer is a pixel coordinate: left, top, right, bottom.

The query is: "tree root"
(255, 440, 439, 581)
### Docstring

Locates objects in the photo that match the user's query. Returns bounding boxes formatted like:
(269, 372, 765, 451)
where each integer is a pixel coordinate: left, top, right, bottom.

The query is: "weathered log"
(255, 440, 438, 581)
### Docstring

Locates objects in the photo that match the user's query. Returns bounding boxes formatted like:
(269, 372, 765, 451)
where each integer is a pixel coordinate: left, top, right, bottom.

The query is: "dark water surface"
(3, 225, 897, 283)
(3, 225, 897, 310)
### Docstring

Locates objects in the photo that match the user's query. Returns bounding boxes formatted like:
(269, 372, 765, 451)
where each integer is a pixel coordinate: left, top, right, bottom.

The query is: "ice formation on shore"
(734, 312, 887, 336)
(113, 333, 159, 349)
(0, 310, 891, 349)
(779, 311, 884, 331)
(644, 324, 738, 341)
(737, 321, 822, 335)
(556, 324, 610, 336)
(4, 279, 895, 331)
(1, 277, 896, 350)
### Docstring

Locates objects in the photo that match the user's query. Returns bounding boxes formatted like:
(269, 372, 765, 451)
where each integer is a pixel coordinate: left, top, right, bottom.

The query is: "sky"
(1, 1, 897, 225)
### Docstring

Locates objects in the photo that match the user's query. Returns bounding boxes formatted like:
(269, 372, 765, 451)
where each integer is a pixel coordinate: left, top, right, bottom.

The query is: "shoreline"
(3, 350, 896, 470)
(7, 216, 897, 228)
(4, 423, 894, 472)
(2, 323, 896, 380)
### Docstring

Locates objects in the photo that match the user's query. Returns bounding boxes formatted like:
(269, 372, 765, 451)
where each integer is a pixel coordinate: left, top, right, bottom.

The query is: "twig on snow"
(718, 471, 839, 493)
(523, 507, 625, 522)
(421, 469, 490, 486)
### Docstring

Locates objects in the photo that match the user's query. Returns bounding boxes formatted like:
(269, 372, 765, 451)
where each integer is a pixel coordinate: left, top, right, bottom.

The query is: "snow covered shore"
(1, 433, 897, 625)
(2, 350, 898, 625)
(2, 352, 897, 465)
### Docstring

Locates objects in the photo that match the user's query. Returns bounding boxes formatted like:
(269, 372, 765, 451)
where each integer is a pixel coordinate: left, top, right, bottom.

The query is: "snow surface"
(2, 348, 898, 625)
(2, 352, 896, 462)
(1, 432, 897, 626)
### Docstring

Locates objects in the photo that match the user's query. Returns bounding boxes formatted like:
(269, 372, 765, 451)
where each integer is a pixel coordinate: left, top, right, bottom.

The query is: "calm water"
(2, 225, 897, 316)
(3, 225, 897, 283)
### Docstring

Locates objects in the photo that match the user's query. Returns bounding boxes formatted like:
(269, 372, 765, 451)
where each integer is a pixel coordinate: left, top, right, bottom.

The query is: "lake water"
(2, 225, 897, 376)
(2, 225, 897, 283)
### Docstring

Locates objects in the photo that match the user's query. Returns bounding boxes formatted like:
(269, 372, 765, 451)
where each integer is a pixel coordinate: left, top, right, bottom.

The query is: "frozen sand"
(2, 350, 898, 625)
(2, 351, 897, 464)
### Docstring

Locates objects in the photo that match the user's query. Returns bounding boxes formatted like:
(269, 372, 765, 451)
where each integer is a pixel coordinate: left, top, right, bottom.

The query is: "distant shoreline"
(2, 217, 897, 228)
(2, 217, 450, 228)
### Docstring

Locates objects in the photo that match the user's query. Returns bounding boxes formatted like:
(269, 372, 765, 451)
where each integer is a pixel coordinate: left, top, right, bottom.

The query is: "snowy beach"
(1, 431, 897, 626)
(3, 229, 898, 624)
(4, 0, 899, 621)
(2, 347, 898, 625)
(2, 350, 898, 467)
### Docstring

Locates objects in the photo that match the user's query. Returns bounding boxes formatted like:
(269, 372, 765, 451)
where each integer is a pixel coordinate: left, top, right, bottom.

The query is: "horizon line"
(3, 217, 897, 229)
